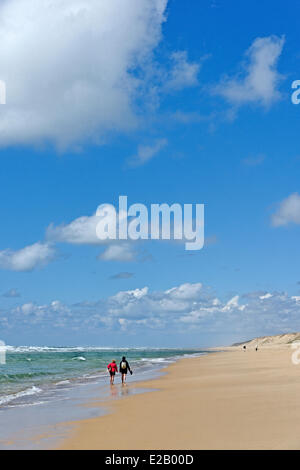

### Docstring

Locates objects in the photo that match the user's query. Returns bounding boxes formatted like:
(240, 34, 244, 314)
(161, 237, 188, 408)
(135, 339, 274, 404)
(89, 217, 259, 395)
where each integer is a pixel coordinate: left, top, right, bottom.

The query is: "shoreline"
(0, 347, 208, 410)
(0, 350, 209, 449)
(58, 345, 300, 450)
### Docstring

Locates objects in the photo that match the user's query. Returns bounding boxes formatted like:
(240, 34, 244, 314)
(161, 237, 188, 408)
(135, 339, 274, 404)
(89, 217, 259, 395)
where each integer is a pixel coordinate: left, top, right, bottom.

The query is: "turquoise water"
(0, 346, 208, 408)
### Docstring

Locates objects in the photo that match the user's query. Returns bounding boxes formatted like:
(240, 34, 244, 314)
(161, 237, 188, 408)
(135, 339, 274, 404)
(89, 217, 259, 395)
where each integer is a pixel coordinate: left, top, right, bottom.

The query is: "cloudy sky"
(0, 0, 300, 347)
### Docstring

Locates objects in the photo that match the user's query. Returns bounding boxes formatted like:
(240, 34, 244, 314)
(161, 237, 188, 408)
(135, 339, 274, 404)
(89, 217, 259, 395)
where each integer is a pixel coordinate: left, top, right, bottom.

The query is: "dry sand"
(59, 346, 300, 450)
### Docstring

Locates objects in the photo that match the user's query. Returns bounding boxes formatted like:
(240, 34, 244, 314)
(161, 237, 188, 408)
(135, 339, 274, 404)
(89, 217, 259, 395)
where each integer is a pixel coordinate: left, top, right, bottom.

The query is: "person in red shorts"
(107, 359, 118, 385)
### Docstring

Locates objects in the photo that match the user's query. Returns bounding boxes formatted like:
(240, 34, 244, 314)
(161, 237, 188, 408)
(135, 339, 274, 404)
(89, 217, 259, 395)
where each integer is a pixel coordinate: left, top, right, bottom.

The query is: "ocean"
(0, 346, 209, 409)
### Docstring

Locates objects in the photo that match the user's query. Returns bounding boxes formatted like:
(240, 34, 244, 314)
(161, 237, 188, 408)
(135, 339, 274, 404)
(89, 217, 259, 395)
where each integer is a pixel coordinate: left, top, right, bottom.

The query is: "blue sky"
(0, 0, 300, 347)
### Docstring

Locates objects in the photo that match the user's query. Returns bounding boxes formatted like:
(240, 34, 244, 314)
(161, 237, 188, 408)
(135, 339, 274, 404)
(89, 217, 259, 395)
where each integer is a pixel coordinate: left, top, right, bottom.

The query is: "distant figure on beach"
(255, 346, 258, 351)
(107, 360, 118, 385)
(243, 345, 246, 351)
(119, 356, 132, 384)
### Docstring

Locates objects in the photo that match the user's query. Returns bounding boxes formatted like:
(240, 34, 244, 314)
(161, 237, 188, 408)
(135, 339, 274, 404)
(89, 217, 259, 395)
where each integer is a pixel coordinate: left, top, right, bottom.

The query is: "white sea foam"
(0, 386, 42, 406)
(141, 357, 173, 363)
(4, 345, 174, 353)
(4, 346, 137, 353)
(7, 401, 46, 408)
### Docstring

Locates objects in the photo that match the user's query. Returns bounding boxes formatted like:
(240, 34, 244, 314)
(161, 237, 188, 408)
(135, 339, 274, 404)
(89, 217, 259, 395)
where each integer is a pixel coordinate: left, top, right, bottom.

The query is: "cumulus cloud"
(112, 287, 149, 303)
(271, 193, 300, 227)
(46, 202, 203, 262)
(46, 212, 101, 245)
(0, 208, 108, 272)
(164, 51, 200, 91)
(221, 295, 245, 312)
(47, 207, 139, 262)
(5, 283, 300, 339)
(46, 205, 131, 246)
(128, 138, 168, 167)
(0, 0, 168, 149)
(99, 243, 137, 262)
(259, 293, 272, 300)
(13, 299, 70, 327)
(46, 205, 140, 262)
(214, 35, 284, 108)
(0, 242, 56, 272)
(165, 282, 203, 300)
(0, 187, 207, 270)
(20, 303, 41, 316)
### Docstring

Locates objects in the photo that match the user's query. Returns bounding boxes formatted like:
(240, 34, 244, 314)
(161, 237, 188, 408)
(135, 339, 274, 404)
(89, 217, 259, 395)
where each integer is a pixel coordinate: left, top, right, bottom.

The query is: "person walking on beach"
(119, 356, 132, 384)
(107, 360, 118, 385)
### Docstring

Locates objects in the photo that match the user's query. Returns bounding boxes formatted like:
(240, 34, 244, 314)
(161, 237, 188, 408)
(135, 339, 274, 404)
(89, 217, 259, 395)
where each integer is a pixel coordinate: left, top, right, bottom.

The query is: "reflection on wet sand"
(120, 385, 129, 397)
(109, 383, 132, 399)
(109, 384, 118, 398)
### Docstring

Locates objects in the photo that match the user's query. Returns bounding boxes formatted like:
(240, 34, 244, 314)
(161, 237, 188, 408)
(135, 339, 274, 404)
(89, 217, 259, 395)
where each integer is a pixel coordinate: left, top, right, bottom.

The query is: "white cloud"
(112, 287, 149, 303)
(0, 0, 167, 149)
(259, 293, 273, 300)
(222, 295, 242, 312)
(47, 208, 139, 261)
(5, 283, 300, 339)
(21, 303, 38, 315)
(0, 208, 109, 272)
(0, 242, 55, 272)
(2, 195, 205, 270)
(46, 205, 131, 248)
(14, 299, 70, 327)
(165, 282, 203, 300)
(50, 300, 69, 313)
(128, 138, 168, 167)
(99, 243, 137, 262)
(165, 51, 200, 91)
(271, 193, 300, 227)
(47, 208, 139, 262)
(44, 203, 195, 264)
(46, 203, 198, 262)
(47, 213, 101, 245)
(214, 35, 284, 107)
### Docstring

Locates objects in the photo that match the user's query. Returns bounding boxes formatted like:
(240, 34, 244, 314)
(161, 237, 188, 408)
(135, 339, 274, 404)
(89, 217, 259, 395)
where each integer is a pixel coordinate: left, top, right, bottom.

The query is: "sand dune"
(233, 332, 300, 348)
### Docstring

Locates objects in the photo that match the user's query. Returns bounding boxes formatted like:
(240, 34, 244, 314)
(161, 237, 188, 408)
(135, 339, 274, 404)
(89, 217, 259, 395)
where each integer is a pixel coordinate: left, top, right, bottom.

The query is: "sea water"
(0, 346, 209, 408)
(0, 347, 210, 449)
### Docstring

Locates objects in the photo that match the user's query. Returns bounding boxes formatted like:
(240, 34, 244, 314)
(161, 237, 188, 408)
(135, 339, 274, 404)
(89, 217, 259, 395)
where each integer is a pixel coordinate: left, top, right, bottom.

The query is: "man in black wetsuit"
(119, 356, 132, 384)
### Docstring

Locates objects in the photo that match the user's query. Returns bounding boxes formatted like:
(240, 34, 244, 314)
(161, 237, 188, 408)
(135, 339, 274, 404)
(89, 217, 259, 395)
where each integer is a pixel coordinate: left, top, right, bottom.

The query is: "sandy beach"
(58, 345, 300, 450)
